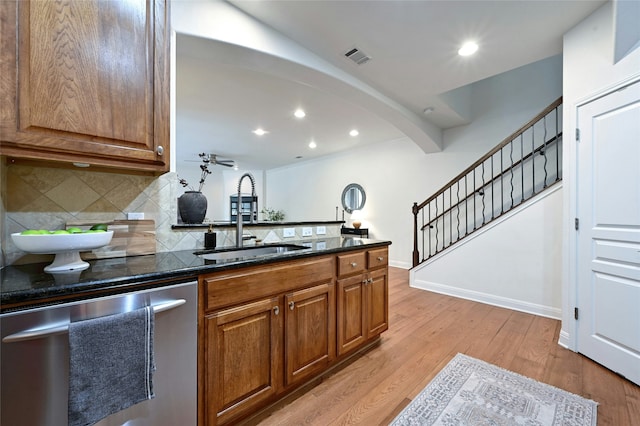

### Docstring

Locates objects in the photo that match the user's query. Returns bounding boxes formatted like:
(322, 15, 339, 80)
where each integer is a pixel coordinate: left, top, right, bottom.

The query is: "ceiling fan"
(185, 153, 236, 168)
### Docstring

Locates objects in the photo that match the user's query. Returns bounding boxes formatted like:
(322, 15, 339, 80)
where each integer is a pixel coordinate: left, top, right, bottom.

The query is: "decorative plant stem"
(179, 153, 212, 192)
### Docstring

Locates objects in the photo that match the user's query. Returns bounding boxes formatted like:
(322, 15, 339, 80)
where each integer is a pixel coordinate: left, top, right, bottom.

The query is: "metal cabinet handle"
(368, 278, 374, 283)
(350, 262, 358, 267)
(273, 306, 280, 316)
(2, 299, 186, 343)
(289, 301, 295, 311)
(377, 256, 384, 261)
(156, 145, 164, 155)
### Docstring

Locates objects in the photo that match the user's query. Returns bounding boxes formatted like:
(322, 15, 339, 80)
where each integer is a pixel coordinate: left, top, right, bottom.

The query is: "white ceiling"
(176, 0, 605, 170)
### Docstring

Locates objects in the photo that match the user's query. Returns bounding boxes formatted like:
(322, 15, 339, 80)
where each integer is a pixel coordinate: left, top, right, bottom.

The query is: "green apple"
(20, 229, 41, 235)
(67, 227, 83, 234)
(50, 230, 70, 234)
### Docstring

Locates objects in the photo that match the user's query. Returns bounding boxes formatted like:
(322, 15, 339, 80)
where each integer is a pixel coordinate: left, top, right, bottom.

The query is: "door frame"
(563, 74, 640, 351)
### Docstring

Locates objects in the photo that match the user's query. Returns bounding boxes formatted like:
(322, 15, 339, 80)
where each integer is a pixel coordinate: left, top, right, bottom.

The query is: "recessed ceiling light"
(308, 141, 317, 149)
(294, 109, 306, 118)
(233, 165, 239, 171)
(458, 41, 478, 57)
(349, 129, 359, 137)
(252, 128, 268, 136)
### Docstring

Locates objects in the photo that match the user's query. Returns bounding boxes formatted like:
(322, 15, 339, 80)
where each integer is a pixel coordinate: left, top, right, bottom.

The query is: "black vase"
(178, 191, 208, 224)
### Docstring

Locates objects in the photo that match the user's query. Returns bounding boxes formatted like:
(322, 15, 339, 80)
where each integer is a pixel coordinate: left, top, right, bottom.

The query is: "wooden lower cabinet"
(285, 282, 335, 386)
(366, 268, 389, 337)
(337, 267, 389, 356)
(199, 248, 388, 425)
(204, 297, 282, 426)
(336, 274, 367, 354)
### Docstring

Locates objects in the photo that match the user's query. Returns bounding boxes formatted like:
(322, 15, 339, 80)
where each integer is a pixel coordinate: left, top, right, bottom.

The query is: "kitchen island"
(1, 236, 390, 426)
(0, 237, 387, 313)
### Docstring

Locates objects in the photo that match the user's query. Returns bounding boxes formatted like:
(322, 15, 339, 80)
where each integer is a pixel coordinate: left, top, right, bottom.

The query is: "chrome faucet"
(236, 173, 256, 247)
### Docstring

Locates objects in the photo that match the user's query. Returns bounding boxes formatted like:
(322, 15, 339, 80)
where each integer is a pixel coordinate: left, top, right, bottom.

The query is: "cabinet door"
(284, 282, 335, 386)
(0, 0, 170, 173)
(205, 297, 282, 426)
(366, 268, 389, 337)
(337, 274, 366, 356)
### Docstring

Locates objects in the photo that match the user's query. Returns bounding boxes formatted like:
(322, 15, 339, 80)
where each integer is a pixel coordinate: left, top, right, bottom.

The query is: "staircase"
(412, 97, 563, 268)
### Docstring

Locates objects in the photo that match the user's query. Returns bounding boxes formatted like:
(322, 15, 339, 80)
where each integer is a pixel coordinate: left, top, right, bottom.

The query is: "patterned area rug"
(390, 353, 597, 426)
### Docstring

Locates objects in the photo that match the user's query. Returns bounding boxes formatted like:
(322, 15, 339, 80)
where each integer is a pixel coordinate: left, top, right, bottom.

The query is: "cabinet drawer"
(367, 248, 388, 269)
(202, 256, 334, 312)
(337, 252, 366, 277)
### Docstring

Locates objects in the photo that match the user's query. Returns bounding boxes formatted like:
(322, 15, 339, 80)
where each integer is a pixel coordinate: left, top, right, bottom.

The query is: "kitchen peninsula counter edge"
(0, 237, 390, 314)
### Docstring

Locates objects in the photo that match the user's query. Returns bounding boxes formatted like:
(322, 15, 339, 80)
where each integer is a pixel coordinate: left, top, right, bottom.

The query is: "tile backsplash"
(1, 162, 344, 266)
(0, 163, 204, 265)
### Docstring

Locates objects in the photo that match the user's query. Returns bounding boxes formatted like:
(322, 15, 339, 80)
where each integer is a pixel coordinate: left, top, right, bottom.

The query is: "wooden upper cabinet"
(0, 0, 170, 173)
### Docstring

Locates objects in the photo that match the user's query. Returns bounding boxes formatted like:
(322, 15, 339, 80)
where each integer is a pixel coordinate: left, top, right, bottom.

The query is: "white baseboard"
(557, 329, 574, 350)
(411, 278, 562, 320)
(389, 260, 411, 270)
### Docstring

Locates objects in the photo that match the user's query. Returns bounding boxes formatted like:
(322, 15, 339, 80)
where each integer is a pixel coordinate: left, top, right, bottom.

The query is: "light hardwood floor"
(256, 267, 640, 425)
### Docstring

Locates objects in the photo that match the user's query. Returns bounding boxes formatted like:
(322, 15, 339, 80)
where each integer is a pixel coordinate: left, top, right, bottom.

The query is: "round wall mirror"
(341, 183, 366, 213)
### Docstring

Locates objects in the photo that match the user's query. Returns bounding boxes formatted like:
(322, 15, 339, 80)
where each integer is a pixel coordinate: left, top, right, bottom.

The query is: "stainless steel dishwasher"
(0, 280, 197, 426)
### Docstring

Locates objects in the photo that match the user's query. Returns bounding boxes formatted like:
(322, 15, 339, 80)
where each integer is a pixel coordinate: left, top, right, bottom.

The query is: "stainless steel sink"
(195, 244, 309, 261)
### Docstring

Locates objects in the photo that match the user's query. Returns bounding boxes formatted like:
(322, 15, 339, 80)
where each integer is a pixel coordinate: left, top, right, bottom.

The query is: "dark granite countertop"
(171, 220, 345, 230)
(0, 237, 390, 314)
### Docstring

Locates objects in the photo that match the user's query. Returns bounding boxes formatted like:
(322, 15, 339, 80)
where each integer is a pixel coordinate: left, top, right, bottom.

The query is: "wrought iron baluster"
(464, 174, 468, 236)
(443, 192, 447, 249)
(434, 197, 439, 253)
(500, 148, 504, 214)
(490, 155, 494, 219)
(510, 139, 514, 208)
(473, 170, 477, 230)
(449, 188, 452, 247)
(542, 115, 548, 188)
(481, 161, 486, 225)
(456, 180, 460, 241)
(427, 203, 431, 258)
(555, 106, 560, 181)
(520, 134, 524, 202)
(531, 126, 536, 196)
(422, 208, 425, 262)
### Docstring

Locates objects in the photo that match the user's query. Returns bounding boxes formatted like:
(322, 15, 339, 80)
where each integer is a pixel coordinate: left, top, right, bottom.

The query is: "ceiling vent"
(344, 47, 371, 65)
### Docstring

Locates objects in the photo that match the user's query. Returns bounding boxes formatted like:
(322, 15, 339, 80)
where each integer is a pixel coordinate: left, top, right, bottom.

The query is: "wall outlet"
(316, 226, 326, 235)
(302, 227, 313, 237)
(316, 241, 326, 250)
(283, 228, 296, 238)
(127, 212, 144, 220)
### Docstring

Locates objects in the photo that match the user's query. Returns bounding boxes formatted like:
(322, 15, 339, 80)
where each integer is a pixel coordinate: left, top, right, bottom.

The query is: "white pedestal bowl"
(11, 231, 114, 273)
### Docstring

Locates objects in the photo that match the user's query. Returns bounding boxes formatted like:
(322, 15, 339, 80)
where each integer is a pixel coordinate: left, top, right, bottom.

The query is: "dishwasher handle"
(2, 299, 186, 344)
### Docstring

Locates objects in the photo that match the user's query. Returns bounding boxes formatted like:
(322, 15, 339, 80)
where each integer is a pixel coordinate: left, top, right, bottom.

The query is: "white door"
(576, 80, 640, 386)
